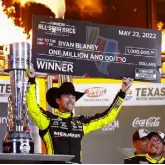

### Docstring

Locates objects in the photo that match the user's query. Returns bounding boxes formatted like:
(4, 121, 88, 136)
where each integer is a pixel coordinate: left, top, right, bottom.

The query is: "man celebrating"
(124, 131, 165, 164)
(26, 68, 133, 163)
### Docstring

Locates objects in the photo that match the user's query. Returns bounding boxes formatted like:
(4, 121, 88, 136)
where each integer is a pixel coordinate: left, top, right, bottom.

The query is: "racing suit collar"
(146, 153, 165, 164)
(54, 109, 73, 118)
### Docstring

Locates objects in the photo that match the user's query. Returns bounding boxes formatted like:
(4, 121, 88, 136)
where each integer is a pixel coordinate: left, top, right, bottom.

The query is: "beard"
(148, 145, 158, 156)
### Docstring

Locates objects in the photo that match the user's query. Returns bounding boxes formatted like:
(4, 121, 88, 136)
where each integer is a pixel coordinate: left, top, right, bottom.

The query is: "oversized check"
(32, 16, 162, 82)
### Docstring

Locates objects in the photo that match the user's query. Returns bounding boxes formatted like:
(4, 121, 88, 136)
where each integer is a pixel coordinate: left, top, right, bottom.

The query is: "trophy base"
(0, 153, 74, 164)
(3, 139, 34, 154)
(3, 131, 34, 154)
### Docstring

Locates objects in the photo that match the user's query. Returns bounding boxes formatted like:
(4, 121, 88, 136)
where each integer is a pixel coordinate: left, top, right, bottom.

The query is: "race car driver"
(26, 68, 133, 163)
(124, 131, 165, 164)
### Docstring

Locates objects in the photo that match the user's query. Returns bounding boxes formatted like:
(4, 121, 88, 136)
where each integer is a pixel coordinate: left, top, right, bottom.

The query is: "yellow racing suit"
(124, 154, 165, 164)
(26, 79, 126, 163)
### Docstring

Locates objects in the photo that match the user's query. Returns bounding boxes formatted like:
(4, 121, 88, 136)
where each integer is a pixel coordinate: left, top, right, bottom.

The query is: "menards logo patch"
(85, 87, 107, 97)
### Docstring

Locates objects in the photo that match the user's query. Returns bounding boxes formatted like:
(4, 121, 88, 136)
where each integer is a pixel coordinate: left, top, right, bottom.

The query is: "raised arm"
(26, 68, 50, 130)
(81, 77, 133, 135)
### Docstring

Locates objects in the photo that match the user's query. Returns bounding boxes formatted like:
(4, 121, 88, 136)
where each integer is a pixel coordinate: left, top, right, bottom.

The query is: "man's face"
(147, 135, 165, 156)
(133, 137, 148, 154)
(56, 94, 76, 112)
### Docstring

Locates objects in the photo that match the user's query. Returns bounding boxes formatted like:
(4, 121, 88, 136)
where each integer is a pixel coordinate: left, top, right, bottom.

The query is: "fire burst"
(0, 0, 66, 45)
(0, 1, 28, 45)
(13, 0, 66, 19)
(74, 0, 103, 16)
(157, 21, 165, 53)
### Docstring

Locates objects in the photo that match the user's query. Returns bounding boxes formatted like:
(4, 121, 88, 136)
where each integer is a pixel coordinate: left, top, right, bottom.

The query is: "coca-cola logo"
(85, 87, 106, 97)
(132, 117, 160, 127)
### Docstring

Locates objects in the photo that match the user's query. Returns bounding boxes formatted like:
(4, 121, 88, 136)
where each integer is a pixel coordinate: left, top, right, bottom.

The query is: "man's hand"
(26, 66, 36, 78)
(121, 77, 133, 92)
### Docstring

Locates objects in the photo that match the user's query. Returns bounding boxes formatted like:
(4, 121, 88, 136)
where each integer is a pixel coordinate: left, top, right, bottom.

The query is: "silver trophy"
(2, 42, 34, 153)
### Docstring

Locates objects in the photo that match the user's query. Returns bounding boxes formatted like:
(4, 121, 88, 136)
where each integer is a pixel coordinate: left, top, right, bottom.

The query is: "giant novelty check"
(32, 16, 162, 82)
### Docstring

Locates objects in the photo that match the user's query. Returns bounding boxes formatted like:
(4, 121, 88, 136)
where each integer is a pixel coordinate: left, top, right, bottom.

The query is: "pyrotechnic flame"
(0, 0, 66, 45)
(157, 21, 165, 53)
